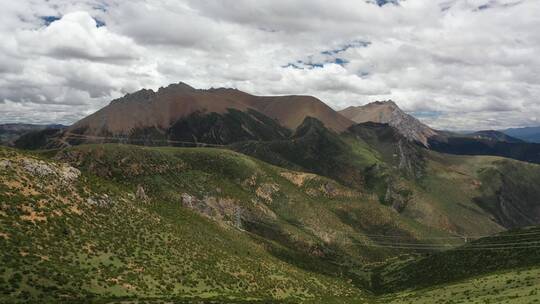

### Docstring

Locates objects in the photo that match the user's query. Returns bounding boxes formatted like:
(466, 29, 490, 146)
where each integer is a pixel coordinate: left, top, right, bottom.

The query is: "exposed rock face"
(0, 159, 12, 170)
(181, 193, 194, 207)
(136, 185, 148, 201)
(60, 165, 81, 182)
(255, 183, 279, 202)
(348, 122, 426, 179)
(11, 158, 81, 184)
(86, 195, 113, 207)
(339, 100, 437, 147)
(279, 171, 316, 186)
(396, 138, 424, 179)
(22, 159, 56, 176)
(180, 193, 243, 228)
(384, 183, 412, 213)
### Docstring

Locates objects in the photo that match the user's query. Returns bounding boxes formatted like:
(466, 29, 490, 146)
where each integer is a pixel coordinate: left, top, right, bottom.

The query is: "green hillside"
(382, 266, 540, 304)
(374, 226, 540, 303)
(3, 122, 540, 303)
(1, 143, 464, 303)
(234, 120, 540, 236)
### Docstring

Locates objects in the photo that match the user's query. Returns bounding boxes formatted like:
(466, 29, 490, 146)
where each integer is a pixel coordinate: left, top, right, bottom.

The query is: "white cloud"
(1, 0, 540, 130)
(17, 11, 140, 62)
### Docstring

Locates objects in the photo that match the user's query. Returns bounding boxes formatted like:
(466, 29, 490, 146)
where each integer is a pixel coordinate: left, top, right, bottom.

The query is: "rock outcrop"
(339, 100, 437, 147)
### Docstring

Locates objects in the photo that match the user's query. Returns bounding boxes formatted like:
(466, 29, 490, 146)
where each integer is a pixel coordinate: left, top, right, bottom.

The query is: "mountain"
(338, 101, 540, 165)
(467, 130, 524, 143)
(428, 133, 540, 165)
(339, 101, 438, 147)
(0, 123, 65, 146)
(236, 119, 540, 232)
(56, 83, 353, 147)
(503, 126, 540, 143)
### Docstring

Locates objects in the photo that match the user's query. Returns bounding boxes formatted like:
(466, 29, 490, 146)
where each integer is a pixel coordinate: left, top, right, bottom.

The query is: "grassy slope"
(376, 226, 540, 303)
(344, 123, 540, 236)
(401, 153, 504, 236)
(234, 120, 540, 237)
(1, 144, 462, 303)
(3, 132, 540, 303)
(382, 267, 540, 304)
(372, 226, 540, 294)
(0, 145, 365, 303)
(413, 152, 540, 233)
(55, 145, 462, 271)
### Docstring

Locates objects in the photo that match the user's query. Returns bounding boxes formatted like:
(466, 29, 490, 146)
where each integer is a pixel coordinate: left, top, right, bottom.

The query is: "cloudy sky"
(1, 0, 539, 130)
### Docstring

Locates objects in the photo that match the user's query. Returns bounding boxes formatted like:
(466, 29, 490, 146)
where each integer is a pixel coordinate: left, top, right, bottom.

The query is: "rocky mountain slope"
(55, 83, 353, 147)
(338, 100, 540, 164)
(339, 101, 438, 147)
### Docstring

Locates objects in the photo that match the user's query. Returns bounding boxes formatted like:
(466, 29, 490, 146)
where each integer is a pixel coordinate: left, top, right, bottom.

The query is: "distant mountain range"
(502, 126, 540, 143)
(467, 130, 524, 143)
(6, 83, 540, 167)
(0, 123, 65, 146)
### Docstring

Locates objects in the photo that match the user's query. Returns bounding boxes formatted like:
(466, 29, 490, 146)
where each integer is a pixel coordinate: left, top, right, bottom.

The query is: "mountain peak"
(159, 81, 197, 93)
(339, 100, 437, 146)
(372, 100, 397, 106)
(110, 88, 156, 105)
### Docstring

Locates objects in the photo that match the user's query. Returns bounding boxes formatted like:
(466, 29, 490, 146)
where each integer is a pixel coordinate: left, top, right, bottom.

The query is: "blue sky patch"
(40, 15, 105, 28)
(374, 0, 400, 7)
(40, 16, 61, 26)
(282, 63, 302, 69)
(282, 60, 324, 69)
(94, 18, 106, 27)
(285, 40, 370, 69)
(334, 58, 349, 66)
(321, 40, 371, 55)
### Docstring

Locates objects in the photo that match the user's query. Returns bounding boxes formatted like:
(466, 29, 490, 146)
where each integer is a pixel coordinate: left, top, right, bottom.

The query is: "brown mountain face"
(67, 82, 354, 139)
(339, 100, 437, 146)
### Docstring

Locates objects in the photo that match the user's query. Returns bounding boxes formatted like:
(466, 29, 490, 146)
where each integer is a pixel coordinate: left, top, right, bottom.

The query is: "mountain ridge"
(339, 101, 438, 147)
(502, 126, 540, 143)
(67, 82, 354, 143)
(468, 130, 524, 143)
